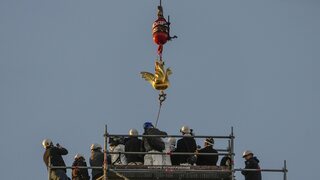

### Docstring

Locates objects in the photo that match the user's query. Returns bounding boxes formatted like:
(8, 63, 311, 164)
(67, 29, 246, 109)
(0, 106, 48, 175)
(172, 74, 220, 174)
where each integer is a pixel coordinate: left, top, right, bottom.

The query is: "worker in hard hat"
(72, 154, 90, 180)
(142, 122, 167, 165)
(175, 125, 197, 165)
(241, 150, 262, 180)
(42, 138, 70, 180)
(196, 137, 218, 166)
(125, 128, 144, 165)
(89, 143, 104, 180)
(109, 136, 127, 165)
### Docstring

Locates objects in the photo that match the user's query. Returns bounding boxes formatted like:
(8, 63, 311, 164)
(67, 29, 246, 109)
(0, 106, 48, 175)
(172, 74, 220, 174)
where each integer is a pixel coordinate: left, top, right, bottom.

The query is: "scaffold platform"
(107, 165, 231, 180)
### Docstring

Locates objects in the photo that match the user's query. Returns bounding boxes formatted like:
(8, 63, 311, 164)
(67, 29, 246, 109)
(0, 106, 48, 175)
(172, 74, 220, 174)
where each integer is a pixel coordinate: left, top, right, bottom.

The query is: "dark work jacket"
(142, 128, 167, 152)
(220, 155, 232, 168)
(170, 152, 180, 165)
(241, 157, 262, 180)
(125, 137, 144, 163)
(175, 136, 197, 164)
(196, 145, 218, 166)
(72, 158, 90, 180)
(43, 146, 68, 172)
(90, 150, 104, 180)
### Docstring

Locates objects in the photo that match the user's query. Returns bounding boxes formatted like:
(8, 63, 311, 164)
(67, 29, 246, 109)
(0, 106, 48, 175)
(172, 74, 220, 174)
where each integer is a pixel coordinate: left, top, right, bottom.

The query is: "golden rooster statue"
(141, 60, 172, 91)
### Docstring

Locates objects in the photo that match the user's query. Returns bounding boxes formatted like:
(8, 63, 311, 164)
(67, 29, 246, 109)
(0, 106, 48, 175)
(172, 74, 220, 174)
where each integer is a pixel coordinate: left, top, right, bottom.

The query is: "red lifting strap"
(157, 45, 163, 58)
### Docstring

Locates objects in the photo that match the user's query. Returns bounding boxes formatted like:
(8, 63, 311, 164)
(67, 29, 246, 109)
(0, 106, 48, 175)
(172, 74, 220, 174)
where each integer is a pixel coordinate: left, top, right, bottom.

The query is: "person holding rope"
(142, 122, 167, 165)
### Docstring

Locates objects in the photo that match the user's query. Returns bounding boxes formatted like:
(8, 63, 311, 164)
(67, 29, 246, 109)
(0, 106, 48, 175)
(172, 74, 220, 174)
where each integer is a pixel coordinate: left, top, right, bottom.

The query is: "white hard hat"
(91, 143, 102, 150)
(168, 137, 176, 145)
(205, 137, 214, 145)
(42, 139, 52, 149)
(242, 150, 253, 158)
(129, 128, 138, 136)
(180, 125, 191, 134)
(74, 153, 84, 159)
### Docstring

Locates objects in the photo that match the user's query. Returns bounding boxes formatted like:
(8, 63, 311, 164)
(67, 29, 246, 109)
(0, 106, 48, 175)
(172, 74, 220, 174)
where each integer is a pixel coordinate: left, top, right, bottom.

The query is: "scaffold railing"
(47, 125, 287, 180)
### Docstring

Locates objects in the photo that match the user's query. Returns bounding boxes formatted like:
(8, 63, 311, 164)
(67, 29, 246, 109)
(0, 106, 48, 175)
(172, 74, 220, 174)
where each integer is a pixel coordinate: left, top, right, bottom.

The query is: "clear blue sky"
(0, 0, 319, 179)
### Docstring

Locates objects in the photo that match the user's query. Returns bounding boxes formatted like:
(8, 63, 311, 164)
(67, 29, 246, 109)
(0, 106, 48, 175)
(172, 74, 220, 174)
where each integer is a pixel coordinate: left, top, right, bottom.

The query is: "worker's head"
(204, 137, 214, 147)
(168, 137, 176, 151)
(74, 153, 85, 160)
(242, 150, 253, 160)
(129, 128, 139, 136)
(90, 143, 102, 151)
(42, 138, 53, 149)
(143, 122, 154, 130)
(180, 125, 191, 135)
(109, 136, 122, 147)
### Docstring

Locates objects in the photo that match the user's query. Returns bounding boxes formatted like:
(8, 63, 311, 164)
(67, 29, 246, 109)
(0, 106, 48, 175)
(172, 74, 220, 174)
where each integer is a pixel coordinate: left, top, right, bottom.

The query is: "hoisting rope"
(154, 0, 170, 128)
(155, 90, 166, 128)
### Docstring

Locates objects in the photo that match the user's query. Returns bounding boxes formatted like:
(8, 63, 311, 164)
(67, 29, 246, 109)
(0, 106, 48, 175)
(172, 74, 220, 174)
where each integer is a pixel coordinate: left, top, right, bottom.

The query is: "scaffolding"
(47, 125, 288, 180)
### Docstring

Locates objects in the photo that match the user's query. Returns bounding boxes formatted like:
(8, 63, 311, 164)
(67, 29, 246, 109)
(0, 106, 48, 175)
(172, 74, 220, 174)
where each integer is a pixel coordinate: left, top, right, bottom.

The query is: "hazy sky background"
(1, 0, 319, 179)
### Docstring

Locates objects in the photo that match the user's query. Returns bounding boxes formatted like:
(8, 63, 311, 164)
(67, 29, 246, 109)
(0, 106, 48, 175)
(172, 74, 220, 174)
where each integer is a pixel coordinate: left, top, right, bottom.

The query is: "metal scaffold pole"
(48, 156, 51, 180)
(104, 124, 108, 180)
(283, 160, 287, 180)
(231, 127, 235, 180)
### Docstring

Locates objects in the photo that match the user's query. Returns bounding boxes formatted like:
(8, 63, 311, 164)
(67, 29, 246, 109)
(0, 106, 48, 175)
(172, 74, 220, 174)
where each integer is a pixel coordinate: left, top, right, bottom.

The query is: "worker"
(72, 154, 90, 180)
(125, 128, 144, 165)
(220, 155, 232, 169)
(241, 150, 262, 180)
(42, 138, 70, 180)
(220, 155, 232, 180)
(175, 125, 197, 165)
(142, 122, 167, 165)
(89, 143, 104, 180)
(109, 136, 127, 165)
(168, 137, 180, 165)
(196, 137, 218, 166)
(163, 137, 177, 165)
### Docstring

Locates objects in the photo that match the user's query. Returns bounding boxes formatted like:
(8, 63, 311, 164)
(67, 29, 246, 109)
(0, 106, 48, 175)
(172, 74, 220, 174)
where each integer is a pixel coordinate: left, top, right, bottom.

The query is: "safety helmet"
(74, 153, 84, 159)
(205, 137, 214, 145)
(42, 139, 52, 149)
(129, 128, 139, 136)
(109, 136, 122, 146)
(180, 125, 191, 134)
(168, 137, 176, 145)
(90, 143, 102, 150)
(242, 150, 253, 158)
(143, 122, 154, 129)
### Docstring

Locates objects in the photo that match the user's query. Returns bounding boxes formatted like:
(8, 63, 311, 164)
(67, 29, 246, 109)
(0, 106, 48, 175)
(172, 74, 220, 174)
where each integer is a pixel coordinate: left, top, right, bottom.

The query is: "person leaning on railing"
(125, 128, 144, 165)
(175, 125, 197, 165)
(196, 137, 218, 166)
